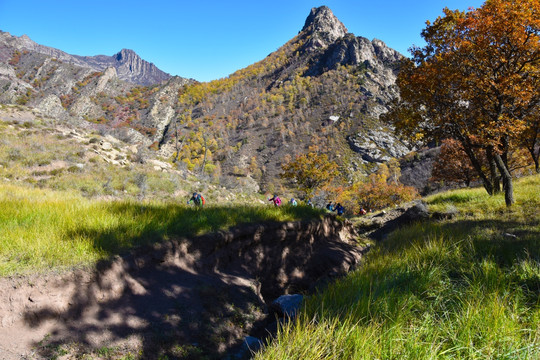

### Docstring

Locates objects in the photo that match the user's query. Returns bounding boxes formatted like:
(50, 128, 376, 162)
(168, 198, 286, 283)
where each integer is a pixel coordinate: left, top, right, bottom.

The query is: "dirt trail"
(0, 216, 366, 359)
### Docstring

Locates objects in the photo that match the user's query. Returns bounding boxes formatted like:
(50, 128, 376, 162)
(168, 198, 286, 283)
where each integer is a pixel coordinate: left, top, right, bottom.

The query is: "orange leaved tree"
(336, 164, 419, 214)
(431, 139, 482, 187)
(387, 0, 540, 206)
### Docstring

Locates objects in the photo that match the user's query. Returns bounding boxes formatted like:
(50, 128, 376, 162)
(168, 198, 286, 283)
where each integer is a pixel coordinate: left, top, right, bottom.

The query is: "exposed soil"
(0, 216, 367, 359)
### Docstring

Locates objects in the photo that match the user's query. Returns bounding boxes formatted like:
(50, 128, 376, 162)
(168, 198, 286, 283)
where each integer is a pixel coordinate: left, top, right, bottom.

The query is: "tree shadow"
(71, 202, 324, 257)
(25, 252, 265, 359)
(23, 214, 364, 359)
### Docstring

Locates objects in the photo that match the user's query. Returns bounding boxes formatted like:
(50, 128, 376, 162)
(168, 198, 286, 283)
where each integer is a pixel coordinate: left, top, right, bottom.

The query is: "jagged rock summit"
(302, 6, 348, 50)
(298, 6, 403, 78)
(81, 48, 172, 85)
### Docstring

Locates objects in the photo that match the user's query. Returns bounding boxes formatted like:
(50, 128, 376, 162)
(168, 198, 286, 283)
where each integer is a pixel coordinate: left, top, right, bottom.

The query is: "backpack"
(193, 193, 204, 206)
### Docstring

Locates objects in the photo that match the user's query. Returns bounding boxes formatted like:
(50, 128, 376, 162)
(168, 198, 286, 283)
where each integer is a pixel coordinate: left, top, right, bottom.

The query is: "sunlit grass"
(0, 182, 323, 276)
(256, 175, 540, 359)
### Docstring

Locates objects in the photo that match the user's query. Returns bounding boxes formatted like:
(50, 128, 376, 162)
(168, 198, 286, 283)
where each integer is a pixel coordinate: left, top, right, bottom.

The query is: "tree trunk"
(486, 147, 501, 193)
(460, 138, 493, 195)
(527, 145, 540, 174)
(493, 153, 514, 207)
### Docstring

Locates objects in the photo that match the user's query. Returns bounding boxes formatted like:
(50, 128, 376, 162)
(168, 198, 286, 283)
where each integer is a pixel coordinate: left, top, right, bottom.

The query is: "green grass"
(0, 182, 323, 276)
(256, 175, 540, 359)
(0, 110, 266, 204)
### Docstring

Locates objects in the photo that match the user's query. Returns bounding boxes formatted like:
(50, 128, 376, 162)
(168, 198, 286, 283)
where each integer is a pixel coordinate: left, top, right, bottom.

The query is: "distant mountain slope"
(0, 31, 173, 85)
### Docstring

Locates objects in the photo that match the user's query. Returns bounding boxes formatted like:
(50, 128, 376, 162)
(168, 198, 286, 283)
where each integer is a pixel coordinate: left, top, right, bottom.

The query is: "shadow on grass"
(23, 207, 363, 360)
(76, 203, 324, 257)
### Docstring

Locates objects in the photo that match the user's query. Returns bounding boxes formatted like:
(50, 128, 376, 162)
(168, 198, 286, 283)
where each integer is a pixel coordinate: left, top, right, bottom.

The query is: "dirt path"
(0, 217, 365, 359)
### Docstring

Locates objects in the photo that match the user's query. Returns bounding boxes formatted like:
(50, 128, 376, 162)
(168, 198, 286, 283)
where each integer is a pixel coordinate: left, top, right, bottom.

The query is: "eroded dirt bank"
(0, 216, 366, 359)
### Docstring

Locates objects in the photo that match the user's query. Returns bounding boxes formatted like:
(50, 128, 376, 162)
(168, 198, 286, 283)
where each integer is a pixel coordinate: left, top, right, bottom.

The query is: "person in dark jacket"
(326, 202, 334, 211)
(188, 192, 205, 206)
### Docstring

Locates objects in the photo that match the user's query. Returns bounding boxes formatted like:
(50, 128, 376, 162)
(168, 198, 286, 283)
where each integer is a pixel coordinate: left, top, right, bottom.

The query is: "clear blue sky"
(0, 1, 485, 82)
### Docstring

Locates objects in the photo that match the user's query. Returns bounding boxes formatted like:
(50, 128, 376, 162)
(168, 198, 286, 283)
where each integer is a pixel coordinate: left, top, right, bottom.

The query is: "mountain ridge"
(0, 31, 174, 85)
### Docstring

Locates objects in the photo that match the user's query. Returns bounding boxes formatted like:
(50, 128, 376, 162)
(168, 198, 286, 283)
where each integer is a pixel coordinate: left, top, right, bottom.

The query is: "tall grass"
(0, 183, 323, 276)
(256, 175, 540, 359)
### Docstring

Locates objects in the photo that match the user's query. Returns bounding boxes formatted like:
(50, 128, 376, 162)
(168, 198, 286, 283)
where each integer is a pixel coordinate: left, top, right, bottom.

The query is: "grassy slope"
(0, 107, 327, 276)
(257, 175, 540, 359)
(0, 182, 323, 276)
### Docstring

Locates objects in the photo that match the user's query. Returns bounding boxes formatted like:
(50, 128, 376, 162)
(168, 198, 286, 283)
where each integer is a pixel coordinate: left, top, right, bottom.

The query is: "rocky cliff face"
(299, 7, 402, 73)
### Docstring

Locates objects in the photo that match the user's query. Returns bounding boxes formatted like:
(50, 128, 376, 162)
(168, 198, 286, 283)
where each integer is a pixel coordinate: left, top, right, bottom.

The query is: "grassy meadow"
(0, 182, 322, 276)
(256, 175, 540, 359)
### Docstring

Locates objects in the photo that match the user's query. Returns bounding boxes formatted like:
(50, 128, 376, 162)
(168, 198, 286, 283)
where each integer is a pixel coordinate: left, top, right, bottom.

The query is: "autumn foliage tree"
(280, 152, 339, 198)
(336, 164, 419, 214)
(431, 139, 481, 187)
(387, 0, 540, 206)
(432, 138, 534, 187)
(521, 107, 540, 173)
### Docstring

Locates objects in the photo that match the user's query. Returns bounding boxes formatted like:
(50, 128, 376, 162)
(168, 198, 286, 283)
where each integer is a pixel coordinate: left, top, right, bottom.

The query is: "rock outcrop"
(80, 48, 172, 85)
(356, 200, 431, 240)
(348, 127, 411, 163)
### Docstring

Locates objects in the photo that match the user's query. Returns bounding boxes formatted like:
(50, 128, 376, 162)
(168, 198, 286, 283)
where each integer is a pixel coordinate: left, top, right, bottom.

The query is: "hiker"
(187, 192, 205, 207)
(359, 208, 367, 215)
(268, 195, 281, 207)
(289, 198, 298, 206)
(326, 202, 334, 212)
(334, 203, 345, 216)
(307, 199, 314, 208)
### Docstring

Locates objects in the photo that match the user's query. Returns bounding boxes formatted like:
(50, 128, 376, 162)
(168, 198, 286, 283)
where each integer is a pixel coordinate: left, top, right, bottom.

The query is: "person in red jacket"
(268, 195, 281, 206)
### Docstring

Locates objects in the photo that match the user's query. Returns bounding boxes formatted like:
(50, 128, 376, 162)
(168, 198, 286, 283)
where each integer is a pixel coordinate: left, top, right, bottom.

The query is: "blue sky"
(0, 1, 485, 82)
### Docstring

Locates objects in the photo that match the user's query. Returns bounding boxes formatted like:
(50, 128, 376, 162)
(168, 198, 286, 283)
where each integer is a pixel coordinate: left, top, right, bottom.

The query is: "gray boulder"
(271, 294, 304, 318)
(360, 200, 430, 240)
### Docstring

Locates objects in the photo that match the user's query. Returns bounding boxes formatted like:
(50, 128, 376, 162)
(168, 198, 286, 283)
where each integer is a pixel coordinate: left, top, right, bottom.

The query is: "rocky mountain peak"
(110, 48, 171, 85)
(301, 6, 348, 50)
(115, 48, 137, 62)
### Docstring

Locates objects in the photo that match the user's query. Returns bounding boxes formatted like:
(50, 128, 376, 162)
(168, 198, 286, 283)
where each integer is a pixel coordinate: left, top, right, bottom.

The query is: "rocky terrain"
(0, 104, 267, 204)
(0, 6, 430, 194)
